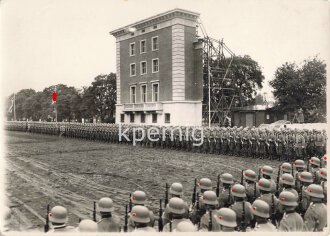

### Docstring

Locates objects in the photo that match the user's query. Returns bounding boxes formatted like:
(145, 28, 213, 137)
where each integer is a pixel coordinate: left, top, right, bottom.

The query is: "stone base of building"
(115, 101, 202, 126)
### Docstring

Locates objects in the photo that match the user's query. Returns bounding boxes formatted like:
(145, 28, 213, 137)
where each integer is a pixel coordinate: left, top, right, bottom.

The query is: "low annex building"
(110, 9, 203, 126)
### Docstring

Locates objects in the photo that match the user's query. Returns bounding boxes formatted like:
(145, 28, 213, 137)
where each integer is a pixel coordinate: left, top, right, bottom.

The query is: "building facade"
(110, 9, 203, 126)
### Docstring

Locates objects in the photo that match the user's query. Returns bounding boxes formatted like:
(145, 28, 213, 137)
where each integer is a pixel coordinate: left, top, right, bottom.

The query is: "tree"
(81, 73, 117, 123)
(254, 93, 266, 105)
(204, 55, 264, 107)
(270, 56, 326, 122)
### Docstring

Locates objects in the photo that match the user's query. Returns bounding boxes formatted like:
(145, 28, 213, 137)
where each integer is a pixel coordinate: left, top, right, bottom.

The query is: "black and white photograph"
(0, 0, 329, 234)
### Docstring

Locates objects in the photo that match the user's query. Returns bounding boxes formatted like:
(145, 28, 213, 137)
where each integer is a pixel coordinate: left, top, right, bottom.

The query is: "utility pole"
(13, 93, 16, 121)
(207, 37, 211, 128)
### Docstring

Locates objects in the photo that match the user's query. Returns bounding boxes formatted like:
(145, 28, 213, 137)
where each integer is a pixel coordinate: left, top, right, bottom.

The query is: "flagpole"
(55, 85, 57, 122)
(13, 93, 16, 121)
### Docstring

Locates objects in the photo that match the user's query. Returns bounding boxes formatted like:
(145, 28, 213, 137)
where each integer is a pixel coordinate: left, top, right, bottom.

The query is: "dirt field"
(5, 131, 281, 231)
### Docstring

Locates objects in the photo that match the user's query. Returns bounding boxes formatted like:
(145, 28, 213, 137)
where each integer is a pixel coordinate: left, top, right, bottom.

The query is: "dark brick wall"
(184, 26, 203, 101)
(120, 27, 172, 103)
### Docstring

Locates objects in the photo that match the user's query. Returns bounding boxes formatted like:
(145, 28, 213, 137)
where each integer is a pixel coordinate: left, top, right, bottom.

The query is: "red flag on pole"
(53, 92, 57, 102)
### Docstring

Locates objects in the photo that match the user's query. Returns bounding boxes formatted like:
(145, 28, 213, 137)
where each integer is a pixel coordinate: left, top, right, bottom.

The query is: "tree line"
(6, 73, 116, 123)
(6, 56, 326, 123)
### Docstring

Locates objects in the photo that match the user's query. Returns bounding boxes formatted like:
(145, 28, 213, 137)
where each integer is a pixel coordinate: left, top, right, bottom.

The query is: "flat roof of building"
(110, 8, 200, 37)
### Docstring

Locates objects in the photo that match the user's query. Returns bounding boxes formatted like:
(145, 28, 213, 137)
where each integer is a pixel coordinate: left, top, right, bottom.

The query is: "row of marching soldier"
(34, 156, 326, 232)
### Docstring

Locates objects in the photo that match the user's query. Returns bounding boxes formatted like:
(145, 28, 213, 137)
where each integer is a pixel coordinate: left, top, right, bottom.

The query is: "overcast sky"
(0, 0, 329, 100)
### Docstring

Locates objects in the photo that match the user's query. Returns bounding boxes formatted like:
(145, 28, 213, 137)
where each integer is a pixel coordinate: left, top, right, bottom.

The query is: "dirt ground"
(4, 131, 281, 231)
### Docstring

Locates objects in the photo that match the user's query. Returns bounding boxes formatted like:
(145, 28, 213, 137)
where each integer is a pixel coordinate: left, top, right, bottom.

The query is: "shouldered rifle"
(129, 193, 132, 212)
(158, 199, 163, 232)
(254, 182, 257, 201)
(165, 183, 169, 207)
(208, 209, 213, 231)
(276, 165, 281, 197)
(216, 174, 220, 197)
(196, 192, 200, 211)
(192, 178, 197, 205)
(124, 205, 128, 232)
(307, 162, 310, 172)
(241, 201, 246, 232)
(271, 194, 276, 225)
(169, 218, 173, 232)
(258, 168, 261, 180)
(93, 201, 96, 222)
(226, 186, 231, 207)
(44, 204, 50, 233)
(240, 169, 244, 185)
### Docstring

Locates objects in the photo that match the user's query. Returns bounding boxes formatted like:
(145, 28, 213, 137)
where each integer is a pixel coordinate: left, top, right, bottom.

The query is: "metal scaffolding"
(197, 20, 241, 127)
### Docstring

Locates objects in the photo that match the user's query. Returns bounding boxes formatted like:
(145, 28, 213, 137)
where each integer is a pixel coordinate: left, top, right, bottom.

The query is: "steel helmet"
(220, 173, 234, 184)
(261, 166, 273, 176)
(281, 173, 295, 186)
(279, 191, 298, 207)
(98, 197, 114, 212)
(281, 163, 292, 173)
(131, 191, 147, 205)
(131, 205, 150, 223)
(49, 206, 68, 224)
(168, 197, 185, 215)
(299, 172, 313, 183)
(215, 208, 237, 228)
(244, 169, 257, 182)
(231, 184, 246, 198)
(78, 219, 98, 232)
(199, 178, 212, 190)
(170, 183, 183, 196)
(252, 199, 270, 218)
(317, 168, 327, 180)
(257, 178, 271, 192)
(307, 184, 324, 199)
(310, 157, 321, 167)
(294, 160, 305, 169)
(202, 191, 218, 205)
(174, 221, 197, 232)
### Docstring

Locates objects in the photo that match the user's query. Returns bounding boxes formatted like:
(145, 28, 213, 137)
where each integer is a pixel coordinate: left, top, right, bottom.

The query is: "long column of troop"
(5, 121, 327, 161)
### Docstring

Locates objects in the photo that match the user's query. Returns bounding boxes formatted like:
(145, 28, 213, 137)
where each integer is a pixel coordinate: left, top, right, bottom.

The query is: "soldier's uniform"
(198, 191, 220, 232)
(163, 198, 193, 232)
(261, 166, 276, 194)
(251, 200, 277, 232)
(278, 191, 304, 232)
(218, 173, 234, 208)
(256, 179, 280, 218)
(303, 184, 327, 232)
(130, 205, 156, 232)
(97, 197, 121, 232)
(243, 169, 258, 202)
(47, 206, 76, 233)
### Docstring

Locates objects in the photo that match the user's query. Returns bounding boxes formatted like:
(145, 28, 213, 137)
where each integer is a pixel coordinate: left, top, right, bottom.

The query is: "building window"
(130, 42, 135, 56)
(153, 25, 158, 29)
(141, 113, 145, 123)
(141, 29, 145, 33)
(141, 84, 147, 103)
(120, 114, 125, 123)
(152, 36, 158, 51)
(152, 59, 159, 73)
(152, 113, 157, 123)
(130, 86, 136, 103)
(130, 114, 135, 123)
(165, 113, 170, 123)
(152, 83, 159, 102)
(140, 40, 146, 53)
(130, 63, 136, 76)
(140, 61, 147, 75)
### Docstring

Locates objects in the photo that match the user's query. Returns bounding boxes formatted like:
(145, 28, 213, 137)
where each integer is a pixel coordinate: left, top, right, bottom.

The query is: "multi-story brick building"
(110, 9, 203, 126)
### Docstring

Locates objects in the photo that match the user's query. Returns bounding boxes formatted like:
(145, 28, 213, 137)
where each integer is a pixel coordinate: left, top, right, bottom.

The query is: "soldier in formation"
(6, 121, 327, 160)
